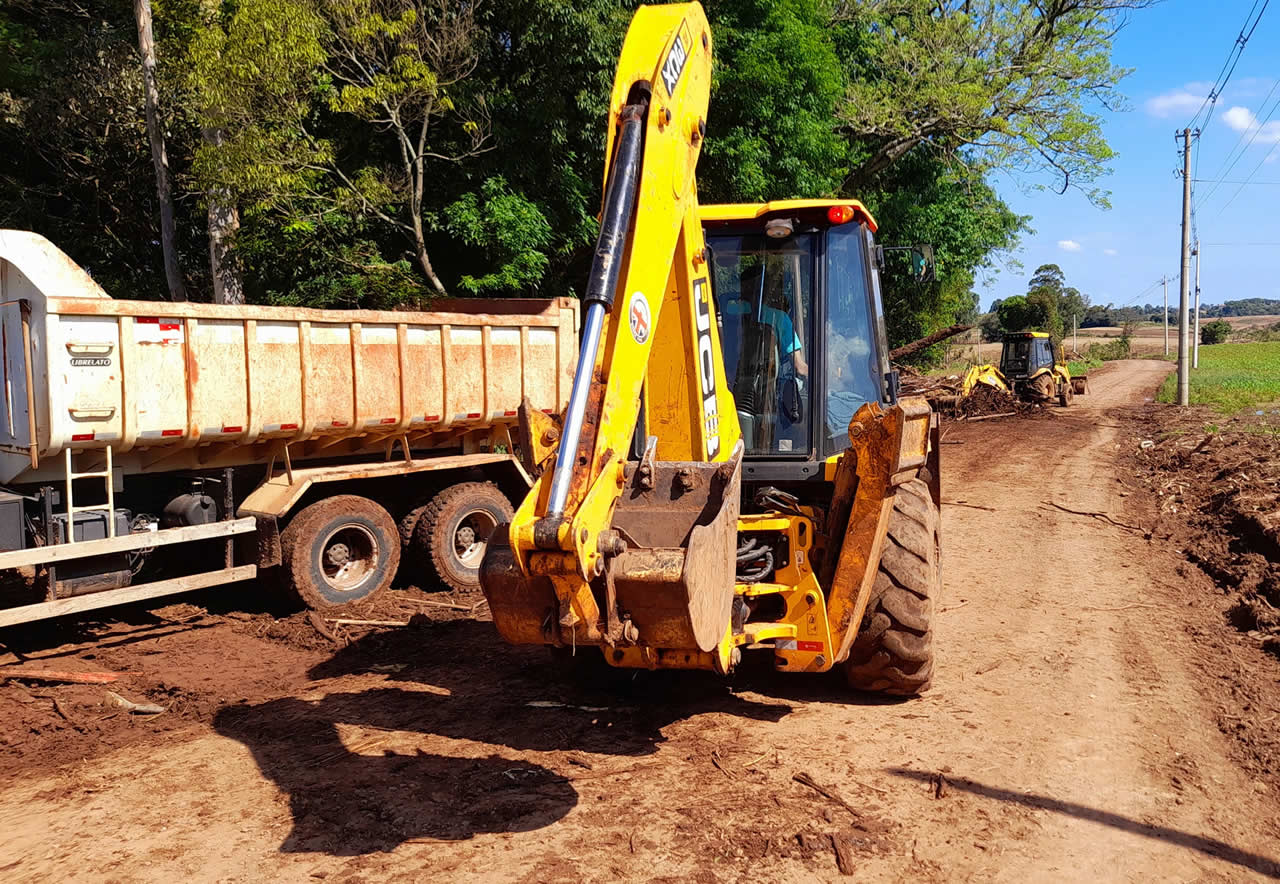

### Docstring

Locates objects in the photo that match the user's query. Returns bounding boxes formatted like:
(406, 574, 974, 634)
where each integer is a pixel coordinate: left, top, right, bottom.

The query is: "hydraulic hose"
(545, 102, 647, 520)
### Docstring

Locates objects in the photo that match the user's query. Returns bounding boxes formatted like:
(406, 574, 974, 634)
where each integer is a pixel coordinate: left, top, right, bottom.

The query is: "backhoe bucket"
(481, 445, 743, 655)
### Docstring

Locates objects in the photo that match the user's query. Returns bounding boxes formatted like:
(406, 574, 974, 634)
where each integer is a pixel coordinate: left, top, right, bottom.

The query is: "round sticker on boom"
(628, 291, 651, 345)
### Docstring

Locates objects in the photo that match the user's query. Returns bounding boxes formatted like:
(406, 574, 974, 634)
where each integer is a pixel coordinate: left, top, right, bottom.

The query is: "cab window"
(823, 222, 883, 457)
(708, 233, 814, 456)
(1001, 339, 1032, 375)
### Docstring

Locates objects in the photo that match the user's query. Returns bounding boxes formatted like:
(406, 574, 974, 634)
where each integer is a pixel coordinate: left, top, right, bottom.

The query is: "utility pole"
(1163, 276, 1169, 356)
(1193, 241, 1202, 369)
(1073, 313, 1077, 353)
(1177, 128, 1194, 406)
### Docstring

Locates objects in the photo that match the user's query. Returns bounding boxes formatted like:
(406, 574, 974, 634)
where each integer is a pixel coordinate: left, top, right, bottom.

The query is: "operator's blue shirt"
(718, 296, 801, 375)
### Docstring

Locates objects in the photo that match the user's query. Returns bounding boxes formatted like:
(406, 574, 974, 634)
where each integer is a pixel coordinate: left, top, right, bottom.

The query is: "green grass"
(1157, 341, 1280, 412)
(1068, 357, 1101, 376)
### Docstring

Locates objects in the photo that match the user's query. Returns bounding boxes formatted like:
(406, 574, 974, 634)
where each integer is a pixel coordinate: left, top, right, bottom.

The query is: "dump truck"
(480, 2, 941, 694)
(0, 230, 578, 627)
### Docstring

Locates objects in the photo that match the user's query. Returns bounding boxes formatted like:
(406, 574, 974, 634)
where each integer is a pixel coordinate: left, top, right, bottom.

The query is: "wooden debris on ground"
(102, 690, 165, 715)
(793, 772, 861, 818)
(0, 668, 120, 685)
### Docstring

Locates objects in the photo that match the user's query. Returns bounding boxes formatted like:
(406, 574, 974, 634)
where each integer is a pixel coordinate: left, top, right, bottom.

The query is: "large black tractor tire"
(281, 495, 400, 610)
(413, 482, 514, 593)
(1031, 373, 1056, 402)
(844, 478, 939, 696)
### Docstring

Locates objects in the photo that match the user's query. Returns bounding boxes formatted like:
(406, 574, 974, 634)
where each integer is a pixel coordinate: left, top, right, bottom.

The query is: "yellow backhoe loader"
(481, 2, 941, 694)
(960, 331, 1088, 406)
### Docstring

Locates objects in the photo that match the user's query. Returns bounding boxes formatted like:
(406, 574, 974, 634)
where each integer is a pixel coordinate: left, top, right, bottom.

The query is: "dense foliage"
(0, 0, 1144, 351)
(985, 263, 1091, 345)
(1205, 298, 1280, 317)
(1200, 319, 1232, 346)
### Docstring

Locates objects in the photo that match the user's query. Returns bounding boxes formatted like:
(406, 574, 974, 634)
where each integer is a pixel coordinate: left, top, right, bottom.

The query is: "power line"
(1184, 0, 1271, 132)
(1192, 177, 1280, 184)
(1213, 137, 1280, 218)
(1195, 77, 1280, 209)
(1114, 277, 1169, 309)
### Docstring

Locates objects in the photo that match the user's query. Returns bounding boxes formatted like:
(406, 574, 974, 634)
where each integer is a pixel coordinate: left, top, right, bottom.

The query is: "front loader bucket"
(1071, 376, 1089, 395)
(481, 445, 743, 655)
(608, 445, 743, 652)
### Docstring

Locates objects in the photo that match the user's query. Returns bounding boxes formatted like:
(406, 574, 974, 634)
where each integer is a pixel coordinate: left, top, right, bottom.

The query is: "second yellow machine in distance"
(960, 331, 1089, 406)
(481, 1, 941, 694)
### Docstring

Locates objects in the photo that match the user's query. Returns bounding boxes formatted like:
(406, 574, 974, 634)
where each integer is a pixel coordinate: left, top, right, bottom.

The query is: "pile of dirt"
(1128, 404, 1280, 787)
(0, 584, 468, 776)
(1131, 407, 1280, 651)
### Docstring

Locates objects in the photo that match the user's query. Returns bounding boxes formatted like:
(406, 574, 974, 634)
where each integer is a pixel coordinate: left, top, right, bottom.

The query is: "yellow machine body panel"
(480, 3, 939, 686)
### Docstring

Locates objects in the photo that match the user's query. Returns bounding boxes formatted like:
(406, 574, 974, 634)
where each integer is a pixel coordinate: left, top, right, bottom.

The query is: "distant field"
(1156, 340, 1280, 412)
(943, 315, 1280, 363)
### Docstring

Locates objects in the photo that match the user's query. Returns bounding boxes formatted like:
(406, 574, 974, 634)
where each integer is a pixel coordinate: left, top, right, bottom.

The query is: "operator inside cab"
(713, 246, 811, 454)
(706, 205, 888, 463)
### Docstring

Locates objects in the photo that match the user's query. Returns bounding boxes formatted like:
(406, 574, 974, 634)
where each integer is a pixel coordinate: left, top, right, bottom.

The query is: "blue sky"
(977, 0, 1280, 312)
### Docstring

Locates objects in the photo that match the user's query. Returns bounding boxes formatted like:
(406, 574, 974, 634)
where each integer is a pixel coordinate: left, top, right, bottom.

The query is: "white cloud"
(1103, 248, 1118, 256)
(1145, 84, 1210, 118)
(1220, 105, 1280, 144)
(1058, 239, 1082, 252)
(1230, 77, 1277, 99)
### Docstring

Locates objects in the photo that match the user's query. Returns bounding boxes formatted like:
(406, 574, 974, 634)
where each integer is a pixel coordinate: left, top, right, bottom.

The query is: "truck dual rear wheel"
(844, 478, 939, 696)
(413, 482, 514, 593)
(281, 495, 400, 609)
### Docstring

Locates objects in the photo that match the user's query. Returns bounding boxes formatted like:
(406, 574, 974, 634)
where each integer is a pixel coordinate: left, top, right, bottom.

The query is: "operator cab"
(999, 332, 1055, 380)
(701, 201, 893, 490)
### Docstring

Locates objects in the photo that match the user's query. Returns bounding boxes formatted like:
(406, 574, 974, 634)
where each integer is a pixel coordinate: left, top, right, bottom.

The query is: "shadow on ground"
(888, 767, 1280, 879)
(215, 617, 794, 855)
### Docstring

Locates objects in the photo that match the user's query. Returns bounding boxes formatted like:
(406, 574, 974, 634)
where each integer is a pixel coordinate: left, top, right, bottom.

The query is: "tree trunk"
(132, 0, 187, 302)
(889, 324, 974, 362)
(203, 128, 244, 305)
(207, 195, 243, 305)
(411, 211, 447, 295)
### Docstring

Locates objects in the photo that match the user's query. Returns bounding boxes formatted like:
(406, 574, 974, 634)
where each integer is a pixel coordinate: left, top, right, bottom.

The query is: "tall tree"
(834, 0, 1153, 206)
(189, 0, 489, 296)
(132, 0, 187, 301)
(320, 0, 489, 293)
(1025, 262, 1085, 341)
(195, 0, 244, 305)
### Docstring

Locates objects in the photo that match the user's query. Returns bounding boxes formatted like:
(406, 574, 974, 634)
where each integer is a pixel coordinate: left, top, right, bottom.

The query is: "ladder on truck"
(0, 447, 258, 625)
(45, 446, 117, 601)
(63, 445, 116, 542)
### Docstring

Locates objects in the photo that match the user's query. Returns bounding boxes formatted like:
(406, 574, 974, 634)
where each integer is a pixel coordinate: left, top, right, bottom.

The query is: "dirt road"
(2, 359, 1278, 881)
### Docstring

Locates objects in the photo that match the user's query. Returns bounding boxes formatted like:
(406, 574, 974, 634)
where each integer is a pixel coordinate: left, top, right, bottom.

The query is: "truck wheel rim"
(455, 510, 498, 569)
(319, 525, 378, 592)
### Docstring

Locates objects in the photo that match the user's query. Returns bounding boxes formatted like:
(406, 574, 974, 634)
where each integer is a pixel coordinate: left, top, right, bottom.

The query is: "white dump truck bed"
(0, 231, 578, 485)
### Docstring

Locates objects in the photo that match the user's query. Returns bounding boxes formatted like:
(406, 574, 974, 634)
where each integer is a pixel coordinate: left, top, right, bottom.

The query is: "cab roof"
(701, 199, 877, 233)
(1003, 331, 1050, 339)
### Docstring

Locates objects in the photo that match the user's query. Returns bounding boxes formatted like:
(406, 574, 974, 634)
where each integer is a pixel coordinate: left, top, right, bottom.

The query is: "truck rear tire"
(413, 482, 514, 593)
(396, 501, 431, 586)
(281, 495, 400, 610)
(843, 478, 939, 696)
